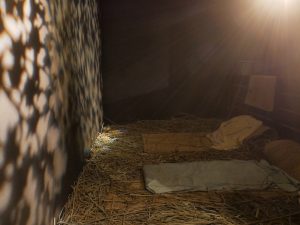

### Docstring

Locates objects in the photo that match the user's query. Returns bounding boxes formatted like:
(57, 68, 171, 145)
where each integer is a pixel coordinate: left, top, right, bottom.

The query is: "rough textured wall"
(0, 0, 102, 225)
(50, 0, 103, 202)
(50, 0, 103, 152)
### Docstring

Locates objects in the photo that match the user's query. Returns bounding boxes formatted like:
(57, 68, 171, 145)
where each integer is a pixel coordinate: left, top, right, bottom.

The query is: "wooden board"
(143, 133, 211, 153)
(245, 75, 277, 112)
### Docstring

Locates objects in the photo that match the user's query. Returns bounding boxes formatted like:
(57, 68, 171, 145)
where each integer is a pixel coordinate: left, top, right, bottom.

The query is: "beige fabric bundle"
(207, 115, 263, 150)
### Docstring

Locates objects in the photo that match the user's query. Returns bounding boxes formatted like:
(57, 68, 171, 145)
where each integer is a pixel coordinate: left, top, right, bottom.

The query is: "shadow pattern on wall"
(0, 1, 102, 225)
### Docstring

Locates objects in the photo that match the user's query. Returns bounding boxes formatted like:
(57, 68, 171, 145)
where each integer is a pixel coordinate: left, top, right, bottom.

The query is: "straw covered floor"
(58, 116, 300, 225)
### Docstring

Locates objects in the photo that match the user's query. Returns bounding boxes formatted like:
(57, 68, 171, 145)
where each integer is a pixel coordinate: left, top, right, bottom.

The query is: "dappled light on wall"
(0, 0, 103, 225)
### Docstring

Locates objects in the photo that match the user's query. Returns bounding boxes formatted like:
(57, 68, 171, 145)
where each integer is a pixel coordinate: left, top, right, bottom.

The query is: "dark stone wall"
(101, 0, 251, 122)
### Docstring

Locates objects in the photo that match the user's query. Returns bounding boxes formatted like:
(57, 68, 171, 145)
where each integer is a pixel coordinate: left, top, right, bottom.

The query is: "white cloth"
(143, 160, 300, 194)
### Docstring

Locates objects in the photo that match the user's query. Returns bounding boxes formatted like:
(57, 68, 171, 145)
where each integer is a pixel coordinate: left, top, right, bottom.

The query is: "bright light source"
(255, 0, 295, 15)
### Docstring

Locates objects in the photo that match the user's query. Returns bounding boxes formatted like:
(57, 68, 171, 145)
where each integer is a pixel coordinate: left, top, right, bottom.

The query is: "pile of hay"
(57, 117, 300, 225)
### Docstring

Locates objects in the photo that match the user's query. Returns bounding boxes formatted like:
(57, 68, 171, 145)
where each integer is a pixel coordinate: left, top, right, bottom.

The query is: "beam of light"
(255, 0, 296, 15)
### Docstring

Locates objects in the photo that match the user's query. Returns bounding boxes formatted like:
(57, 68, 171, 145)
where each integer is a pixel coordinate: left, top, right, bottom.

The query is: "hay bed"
(58, 116, 300, 225)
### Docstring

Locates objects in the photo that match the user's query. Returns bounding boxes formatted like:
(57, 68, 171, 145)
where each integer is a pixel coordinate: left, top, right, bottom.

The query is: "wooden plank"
(143, 133, 211, 153)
